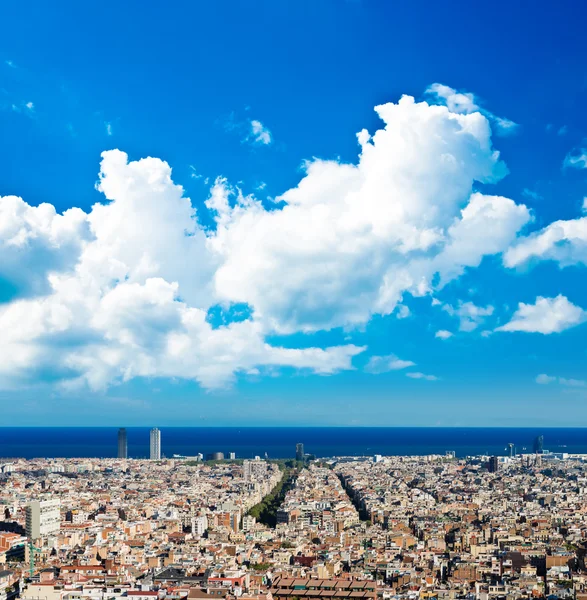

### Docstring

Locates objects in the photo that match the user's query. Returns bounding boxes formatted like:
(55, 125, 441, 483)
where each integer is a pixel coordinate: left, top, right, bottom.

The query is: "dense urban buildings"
(3, 448, 587, 600)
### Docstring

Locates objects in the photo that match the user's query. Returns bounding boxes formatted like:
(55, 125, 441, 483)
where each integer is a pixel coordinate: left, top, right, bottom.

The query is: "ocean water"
(0, 427, 586, 460)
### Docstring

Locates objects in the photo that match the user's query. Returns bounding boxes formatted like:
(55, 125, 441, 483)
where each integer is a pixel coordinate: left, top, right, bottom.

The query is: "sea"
(0, 427, 586, 460)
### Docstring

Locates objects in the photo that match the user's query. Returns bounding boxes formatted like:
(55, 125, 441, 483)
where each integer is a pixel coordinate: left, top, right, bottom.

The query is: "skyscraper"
(295, 443, 304, 462)
(533, 435, 544, 454)
(150, 428, 161, 460)
(117, 428, 128, 459)
(488, 456, 499, 473)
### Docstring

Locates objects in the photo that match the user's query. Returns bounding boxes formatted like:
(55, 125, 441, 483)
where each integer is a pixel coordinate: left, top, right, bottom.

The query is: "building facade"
(243, 459, 267, 482)
(149, 428, 161, 460)
(25, 499, 60, 540)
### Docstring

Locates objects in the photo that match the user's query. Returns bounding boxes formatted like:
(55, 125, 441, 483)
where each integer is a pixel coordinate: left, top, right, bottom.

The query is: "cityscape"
(2, 436, 587, 600)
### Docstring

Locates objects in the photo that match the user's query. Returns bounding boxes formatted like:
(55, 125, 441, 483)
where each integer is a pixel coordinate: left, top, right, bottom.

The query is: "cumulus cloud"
(212, 95, 528, 334)
(536, 374, 586, 387)
(248, 119, 272, 145)
(426, 83, 519, 136)
(443, 301, 494, 332)
(0, 196, 90, 299)
(435, 330, 453, 340)
(496, 295, 587, 334)
(0, 150, 363, 390)
(365, 354, 415, 374)
(504, 216, 587, 268)
(396, 305, 410, 319)
(406, 372, 438, 381)
(0, 87, 534, 391)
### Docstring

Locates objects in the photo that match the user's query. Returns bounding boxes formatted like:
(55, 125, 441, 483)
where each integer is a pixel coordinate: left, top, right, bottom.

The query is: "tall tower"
(150, 428, 161, 460)
(117, 428, 128, 459)
(533, 435, 544, 454)
(295, 443, 304, 462)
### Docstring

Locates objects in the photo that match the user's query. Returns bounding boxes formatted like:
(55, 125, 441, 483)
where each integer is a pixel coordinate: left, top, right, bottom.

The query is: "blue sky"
(1, 0, 586, 426)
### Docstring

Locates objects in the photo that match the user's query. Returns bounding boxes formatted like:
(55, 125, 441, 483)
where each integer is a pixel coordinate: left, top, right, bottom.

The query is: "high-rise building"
(488, 456, 499, 473)
(25, 499, 61, 540)
(295, 443, 304, 461)
(533, 435, 544, 454)
(150, 428, 161, 460)
(243, 459, 267, 482)
(117, 428, 128, 459)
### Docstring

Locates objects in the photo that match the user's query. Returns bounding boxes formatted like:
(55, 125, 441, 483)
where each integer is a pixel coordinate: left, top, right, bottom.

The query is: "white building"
(149, 428, 161, 460)
(191, 515, 208, 536)
(25, 499, 61, 540)
(242, 515, 256, 532)
(243, 459, 267, 482)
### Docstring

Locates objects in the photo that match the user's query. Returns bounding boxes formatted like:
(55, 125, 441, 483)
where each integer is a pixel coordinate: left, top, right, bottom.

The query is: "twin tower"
(117, 427, 161, 460)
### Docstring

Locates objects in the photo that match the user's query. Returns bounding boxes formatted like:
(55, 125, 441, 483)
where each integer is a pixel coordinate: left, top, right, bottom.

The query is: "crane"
(28, 541, 41, 577)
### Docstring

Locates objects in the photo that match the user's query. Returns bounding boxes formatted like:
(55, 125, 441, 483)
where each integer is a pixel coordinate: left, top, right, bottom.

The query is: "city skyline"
(0, 1, 586, 426)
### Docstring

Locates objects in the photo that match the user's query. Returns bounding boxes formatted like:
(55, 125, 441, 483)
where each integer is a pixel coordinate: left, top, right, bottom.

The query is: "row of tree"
(247, 463, 302, 527)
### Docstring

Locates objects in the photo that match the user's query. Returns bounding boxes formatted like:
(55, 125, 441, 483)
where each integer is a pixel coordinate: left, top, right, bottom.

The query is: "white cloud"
(563, 148, 587, 169)
(0, 195, 90, 298)
(558, 125, 568, 136)
(0, 87, 536, 391)
(435, 330, 453, 340)
(11, 101, 35, 116)
(212, 95, 528, 334)
(249, 119, 272, 145)
(105, 122, 113, 136)
(492, 116, 518, 136)
(504, 215, 587, 268)
(426, 83, 478, 113)
(406, 372, 438, 381)
(396, 304, 410, 319)
(522, 188, 542, 202)
(0, 150, 363, 390)
(536, 374, 586, 387)
(496, 295, 587, 334)
(426, 83, 519, 136)
(443, 301, 494, 332)
(365, 354, 415, 374)
(5, 60, 16, 68)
